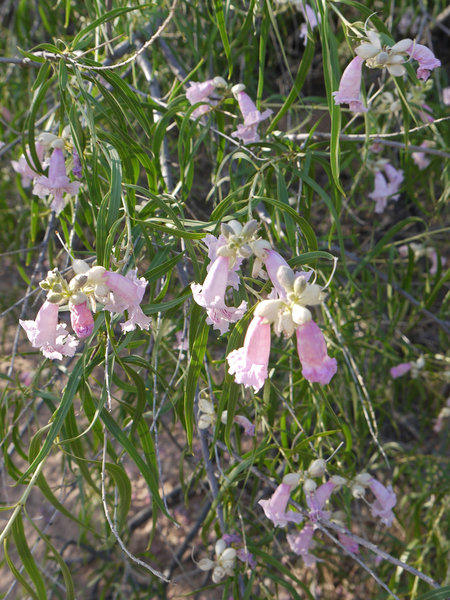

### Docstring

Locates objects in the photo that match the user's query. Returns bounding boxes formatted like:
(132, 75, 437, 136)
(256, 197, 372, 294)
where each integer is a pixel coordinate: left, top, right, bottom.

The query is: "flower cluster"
(333, 29, 440, 113)
(185, 80, 272, 144)
(191, 219, 337, 392)
(259, 459, 397, 566)
(198, 538, 237, 583)
(20, 260, 151, 359)
(12, 129, 81, 214)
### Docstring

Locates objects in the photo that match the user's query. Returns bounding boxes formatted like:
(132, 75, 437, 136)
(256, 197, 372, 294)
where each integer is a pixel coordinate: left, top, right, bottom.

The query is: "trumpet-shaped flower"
(70, 301, 94, 339)
(231, 89, 272, 144)
(296, 320, 337, 385)
(258, 483, 303, 527)
(332, 56, 367, 113)
(369, 162, 403, 213)
(368, 478, 396, 526)
(103, 269, 151, 332)
(406, 42, 441, 81)
(227, 316, 271, 392)
(20, 300, 79, 360)
(192, 255, 247, 334)
(33, 147, 81, 214)
(299, 3, 320, 45)
(203, 233, 242, 290)
(305, 481, 336, 522)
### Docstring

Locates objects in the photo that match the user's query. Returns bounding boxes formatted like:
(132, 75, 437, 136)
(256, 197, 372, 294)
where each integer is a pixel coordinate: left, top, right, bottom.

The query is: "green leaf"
(11, 513, 47, 600)
(213, 0, 232, 77)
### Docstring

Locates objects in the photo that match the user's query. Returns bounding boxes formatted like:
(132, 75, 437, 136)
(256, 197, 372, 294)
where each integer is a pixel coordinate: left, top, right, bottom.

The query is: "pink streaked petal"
(206, 300, 247, 335)
(227, 316, 271, 391)
(287, 524, 316, 565)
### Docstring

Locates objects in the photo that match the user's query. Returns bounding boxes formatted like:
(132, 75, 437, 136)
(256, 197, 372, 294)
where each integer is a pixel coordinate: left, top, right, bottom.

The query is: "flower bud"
(367, 30, 380, 47)
(238, 243, 252, 258)
(221, 547, 236, 561)
(228, 220, 243, 235)
(231, 83, 246, 97)
(87, 266, 106, 284)
(241, 219, 258, 238)
(355, 43, 380, 59)
(391, 38, 412, 53)
(251, 239, 272, 258)
(198, 558, 215, 571)
(70, 300, 94, 339)
(39, 281, 50, 290)
(69, 274, 88, 291)
(303, 478, 317, 494)
(308, 458, 326, 478)
(355, 472, 372, 486)
(277, 266, 295, 291)
(46, 292, 64, 304)
(212, 565, 226, 583)
(291, 303, 311, 325)
(94, 283, 109, 303)
(37, 132, 58, 146)
(216, 245, 233, 257)
(221, 223, 235, 239)
(351, 483, 366, 498)
(283, 472, 301, 487)
(375, 51, 389, 65)
(330, 475, 347, 488)
(51, 138, 65, 149)
(52, 283, 63, 293)
(254, 299, 283, 323)
(293, 275, 308, 295)
(72, 259, 90, 274)
(298, 283, 324, 306)
(69, 292, 88, 306)
(215, 539, 227, 558)
(213, 76, 227, 88)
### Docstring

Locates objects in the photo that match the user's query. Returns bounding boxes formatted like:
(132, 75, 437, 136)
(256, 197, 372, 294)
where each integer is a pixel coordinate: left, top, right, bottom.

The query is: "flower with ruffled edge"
(332, 56, 367, 113)
(258, 482, 303, 528)
(33, 147, 81, 214)
(101, 269, 151, 332)
(406, 42, 441, 81)
(19, 300, 79, 360)
(296, 320, 337, 385)
(231, 85, 272, 144)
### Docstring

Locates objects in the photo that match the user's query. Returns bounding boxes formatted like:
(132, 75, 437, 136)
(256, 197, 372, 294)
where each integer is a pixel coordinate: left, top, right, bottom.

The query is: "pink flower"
(19, 301, 79, 360)
(306, 481, 336, 522)
(258, 483, 303, 527)
(338, 532, 359, 554)
(286, 524, 316, 566)
(406, 42, 441, 81)
(443, 87, 450, 106)
(369, 164, 403, 213)
(236, 548, 256, 569)
(390, 362, 412, 378)
(186, 80, 218, 118)
(233, 415, 255, 436)
(72, 148, 82, 178)
(33, 147, 81, 214)
(231, 91, 272, 144)
(299, 3, 320, 45)
(103, 269, 151, 332)
(227, 316, 271, 392)
(412, 141, 431, 170)
(296, 320, 337, 385)
(11, 143, 44, 187)
(263, 250, 312, 299)
(70, 301, 94, 339)
(332, 56, 367, 113)
(368, 479, 396, 527)
(191, 255, 247, 334)
(203, 234, 242, 290)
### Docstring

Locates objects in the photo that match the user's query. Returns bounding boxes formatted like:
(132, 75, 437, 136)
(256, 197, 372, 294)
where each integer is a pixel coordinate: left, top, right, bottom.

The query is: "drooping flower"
(299, 3, 320, 45)
(332, 56, 367, 113)
(305, 481, 336, 522)
(11, 143, 45, 187)
(222, 411, 255, 435)
(368, 162, 403, 213)
(19, 300, 79, 360)
(102, 269, 151, 332)
(203, 233, 242, 290)
(296, 320, 337, 385)
(286, 524, 316, 566)
(368, 478, 397, 526)
(192, 255, 247, 334)
(70, 301, 94, 339)
(390, 362, 412, 379)
(33, 147, 81, 214)
(227, 316, 271, 392)
(258, 482, 303, 527)
(406, 42, 441, 81)
(231, 86, 273, 144)
(186, 77, 226, 118)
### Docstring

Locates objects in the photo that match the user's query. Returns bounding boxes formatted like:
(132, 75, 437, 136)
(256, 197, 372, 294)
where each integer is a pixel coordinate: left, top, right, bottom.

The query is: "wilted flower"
(406, 42, 441, 81)
(12, 143, 45, 187)
(33, 147, 81, 214)
(231, 85, 272, 144)
(192, 255, 247, 334)
(332, 56, 367, 113)
(221, 411, 255, 435)
(258, 482, 303, 527)
(296, 320, 337, 385)
(186, 76, 226, 118)
(20, 300, 79, 360)
(227, 316, 271, 392)
(70, 300, 94, 339)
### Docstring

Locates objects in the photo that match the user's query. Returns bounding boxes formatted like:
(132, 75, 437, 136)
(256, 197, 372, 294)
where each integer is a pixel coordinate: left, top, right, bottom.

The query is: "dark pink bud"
(70, 301, 94, 339)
